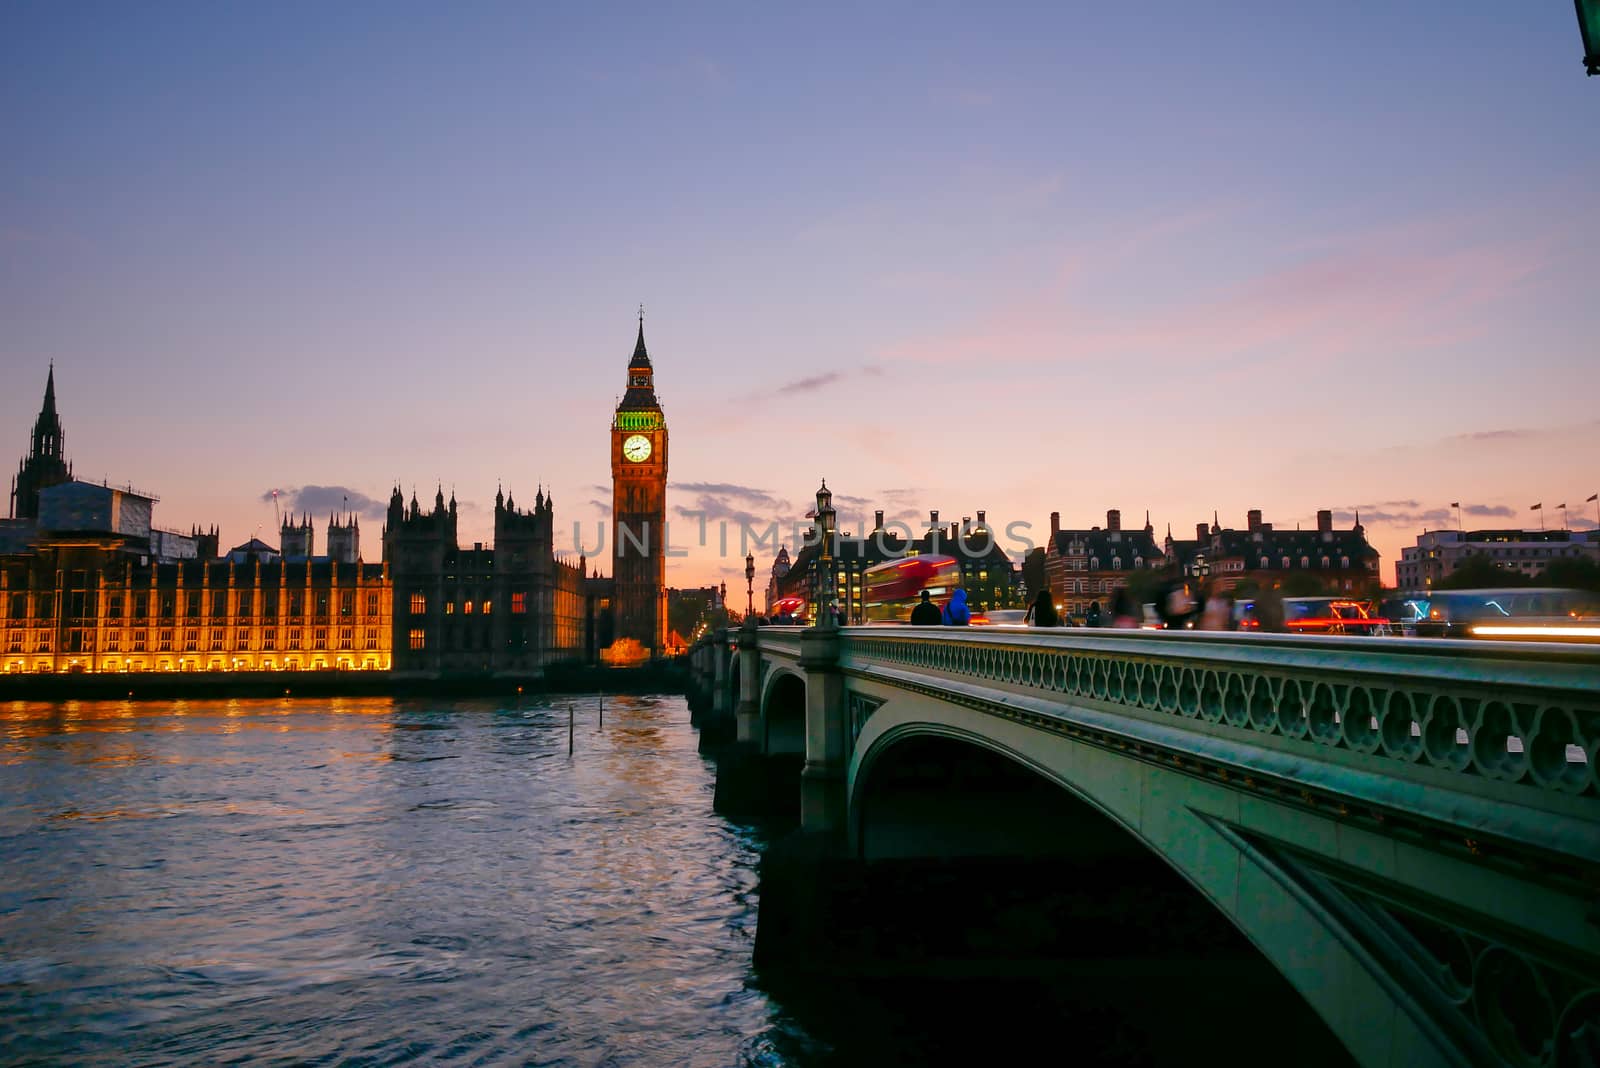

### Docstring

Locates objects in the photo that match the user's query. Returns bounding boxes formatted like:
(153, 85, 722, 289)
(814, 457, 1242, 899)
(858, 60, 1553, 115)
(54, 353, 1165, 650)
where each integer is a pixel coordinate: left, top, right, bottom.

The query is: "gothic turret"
(10, 364, 73, 519)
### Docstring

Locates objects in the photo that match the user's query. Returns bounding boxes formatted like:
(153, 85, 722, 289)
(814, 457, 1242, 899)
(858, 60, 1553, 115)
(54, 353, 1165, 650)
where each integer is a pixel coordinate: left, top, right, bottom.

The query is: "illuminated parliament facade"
(1, 326, 669, 676)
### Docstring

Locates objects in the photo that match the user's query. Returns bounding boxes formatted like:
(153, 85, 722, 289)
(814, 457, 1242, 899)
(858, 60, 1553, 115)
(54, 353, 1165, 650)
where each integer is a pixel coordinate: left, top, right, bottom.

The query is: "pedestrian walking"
(1085, 600, 1103, 628)
(941, 588, 971, 626)
(1024, 588, 1059, 627)
(910, 589, 943, 625)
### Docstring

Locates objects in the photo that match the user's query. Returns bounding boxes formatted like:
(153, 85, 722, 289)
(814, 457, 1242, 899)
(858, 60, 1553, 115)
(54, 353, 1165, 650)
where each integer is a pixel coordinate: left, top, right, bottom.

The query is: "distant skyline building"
(1395, 528, 1600, 590)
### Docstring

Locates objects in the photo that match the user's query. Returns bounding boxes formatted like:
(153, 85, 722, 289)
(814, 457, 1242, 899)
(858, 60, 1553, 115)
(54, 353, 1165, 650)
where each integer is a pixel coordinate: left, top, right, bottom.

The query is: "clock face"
(622, 434, 652, 462)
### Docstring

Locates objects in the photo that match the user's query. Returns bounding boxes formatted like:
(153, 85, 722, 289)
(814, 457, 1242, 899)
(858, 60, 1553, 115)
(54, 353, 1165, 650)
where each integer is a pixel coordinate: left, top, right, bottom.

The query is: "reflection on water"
(0, 695, 1349, 1067)
(0, 695, 782, 1067)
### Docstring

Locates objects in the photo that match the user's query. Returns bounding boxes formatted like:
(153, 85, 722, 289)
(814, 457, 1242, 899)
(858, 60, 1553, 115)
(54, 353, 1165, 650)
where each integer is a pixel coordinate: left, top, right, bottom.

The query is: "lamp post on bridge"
(1577, 0, 1600, 75)
(814, 480, 836, 628)
(745, 551, 756, 619)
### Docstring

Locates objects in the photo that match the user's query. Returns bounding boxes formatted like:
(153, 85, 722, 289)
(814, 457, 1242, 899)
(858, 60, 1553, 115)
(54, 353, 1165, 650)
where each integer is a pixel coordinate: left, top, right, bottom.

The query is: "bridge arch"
(760, 666, 806, 756)
(848, 707, 1376, 1064)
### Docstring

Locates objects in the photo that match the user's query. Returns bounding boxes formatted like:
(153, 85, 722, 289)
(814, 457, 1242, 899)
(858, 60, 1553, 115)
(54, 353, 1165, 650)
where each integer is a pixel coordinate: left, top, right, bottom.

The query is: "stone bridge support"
(799, 621, 848, 838)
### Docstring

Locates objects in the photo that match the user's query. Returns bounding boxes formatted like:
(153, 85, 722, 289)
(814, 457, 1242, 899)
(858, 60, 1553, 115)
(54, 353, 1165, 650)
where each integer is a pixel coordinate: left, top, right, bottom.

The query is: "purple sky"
(3, 3, 1597, 588)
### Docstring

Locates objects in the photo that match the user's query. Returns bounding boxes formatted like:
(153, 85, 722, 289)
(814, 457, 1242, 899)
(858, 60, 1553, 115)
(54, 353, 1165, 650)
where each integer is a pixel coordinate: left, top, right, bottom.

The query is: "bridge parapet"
(841, 628, 1600, 804)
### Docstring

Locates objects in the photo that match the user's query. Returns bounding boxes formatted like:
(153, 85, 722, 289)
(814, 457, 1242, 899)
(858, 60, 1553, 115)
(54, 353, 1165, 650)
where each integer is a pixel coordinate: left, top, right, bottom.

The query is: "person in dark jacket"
(910, 590, 943, 625)
(1085, 600, 1103, 628)
(1025, 588, 1059, 627)
(942, 588, 972, 626)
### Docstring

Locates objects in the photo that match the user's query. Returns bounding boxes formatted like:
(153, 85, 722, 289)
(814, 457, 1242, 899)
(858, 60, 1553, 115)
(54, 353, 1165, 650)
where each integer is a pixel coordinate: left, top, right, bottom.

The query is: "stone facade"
(383, 484, 589, 676)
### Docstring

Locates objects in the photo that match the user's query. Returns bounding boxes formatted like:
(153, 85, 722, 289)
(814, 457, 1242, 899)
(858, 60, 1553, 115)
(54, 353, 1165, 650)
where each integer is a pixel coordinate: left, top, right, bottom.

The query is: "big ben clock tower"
(611, 313, 669, 655)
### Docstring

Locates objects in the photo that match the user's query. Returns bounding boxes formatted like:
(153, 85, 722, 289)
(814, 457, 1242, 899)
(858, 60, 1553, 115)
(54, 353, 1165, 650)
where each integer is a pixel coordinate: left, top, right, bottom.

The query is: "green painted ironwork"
(613, 411, 662, 431)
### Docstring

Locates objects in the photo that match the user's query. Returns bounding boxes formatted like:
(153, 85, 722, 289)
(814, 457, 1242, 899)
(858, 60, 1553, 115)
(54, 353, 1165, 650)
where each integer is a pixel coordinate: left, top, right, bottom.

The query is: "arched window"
(1281, 556, 1291, 569)
(1112, 558, 1122, 570)
(1340, 556, 1350, 568)
(1320, 556, 1330, 569)
(1260, 556, 1269, 569)
(1135, 558, 1145, 568)
(1300, 556, 1310, 569)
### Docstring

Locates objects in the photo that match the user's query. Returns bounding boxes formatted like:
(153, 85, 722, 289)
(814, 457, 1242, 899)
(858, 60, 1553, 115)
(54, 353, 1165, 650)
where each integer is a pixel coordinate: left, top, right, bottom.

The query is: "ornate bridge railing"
(836, 627, 1600, 802)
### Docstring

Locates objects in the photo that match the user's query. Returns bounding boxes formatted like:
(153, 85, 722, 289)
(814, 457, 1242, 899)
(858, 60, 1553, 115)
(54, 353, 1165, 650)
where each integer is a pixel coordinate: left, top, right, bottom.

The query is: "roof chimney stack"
(874, 510, 884, 531)
(1107, 509, 1121, 532)
(1197, 522, 1210, 542)
(1247, 509, 1262, 533)
(1050, 511, 1061, 539)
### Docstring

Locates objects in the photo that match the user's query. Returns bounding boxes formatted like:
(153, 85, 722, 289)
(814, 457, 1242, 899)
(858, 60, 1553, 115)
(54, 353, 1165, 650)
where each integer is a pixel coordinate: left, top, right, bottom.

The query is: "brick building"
(1166, 508, 1381, 593)
(1043, 509, 1165, 619)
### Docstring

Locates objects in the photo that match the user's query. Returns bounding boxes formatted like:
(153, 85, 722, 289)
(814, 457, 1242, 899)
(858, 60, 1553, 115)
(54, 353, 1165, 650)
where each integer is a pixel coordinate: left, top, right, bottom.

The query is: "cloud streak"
(261, 485, 386, 521)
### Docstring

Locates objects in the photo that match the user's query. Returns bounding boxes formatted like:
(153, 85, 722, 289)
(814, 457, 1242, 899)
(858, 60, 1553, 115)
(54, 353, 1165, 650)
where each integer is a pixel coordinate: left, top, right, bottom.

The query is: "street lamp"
(815, 480, 837, 627)
(744, 551, 756, 618)
(1578, 0, 1600, 75)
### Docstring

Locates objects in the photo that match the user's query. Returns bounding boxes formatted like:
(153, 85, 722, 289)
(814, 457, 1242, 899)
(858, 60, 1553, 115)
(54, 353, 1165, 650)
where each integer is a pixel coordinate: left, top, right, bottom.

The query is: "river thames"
(1, 694, 1348, 1067)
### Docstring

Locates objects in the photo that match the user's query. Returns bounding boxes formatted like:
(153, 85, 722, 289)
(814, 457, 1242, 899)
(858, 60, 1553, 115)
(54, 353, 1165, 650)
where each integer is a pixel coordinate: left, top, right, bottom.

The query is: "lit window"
(410, 593, 426, 614)
(314, 629, 327, 650)
(445, 602, 455, 615)
(464, 600, 474, 615)
(366, 594, 379, 616)
(512, 593, 527, 614)
(339, 628, 353, 650)
(483, 601, 492, 615)
(409, 628, 425, 650)
(106, 632, 121, 652)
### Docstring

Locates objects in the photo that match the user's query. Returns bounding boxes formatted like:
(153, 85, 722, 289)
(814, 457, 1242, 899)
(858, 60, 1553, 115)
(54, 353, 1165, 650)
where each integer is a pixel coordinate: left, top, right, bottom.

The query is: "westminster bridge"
(687, 622, 1600, 1068)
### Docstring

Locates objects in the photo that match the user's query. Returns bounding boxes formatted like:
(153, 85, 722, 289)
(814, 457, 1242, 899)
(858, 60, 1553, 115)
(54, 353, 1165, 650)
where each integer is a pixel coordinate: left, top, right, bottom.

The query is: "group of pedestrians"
(911, 588, 971, 625)
(1016, 575, 1289, 632)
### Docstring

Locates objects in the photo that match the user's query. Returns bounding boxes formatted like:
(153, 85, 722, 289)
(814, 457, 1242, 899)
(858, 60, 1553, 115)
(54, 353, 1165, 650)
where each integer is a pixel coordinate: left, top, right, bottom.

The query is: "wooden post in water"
(568, 703, 574, 755)
(598, 691, 604, 730)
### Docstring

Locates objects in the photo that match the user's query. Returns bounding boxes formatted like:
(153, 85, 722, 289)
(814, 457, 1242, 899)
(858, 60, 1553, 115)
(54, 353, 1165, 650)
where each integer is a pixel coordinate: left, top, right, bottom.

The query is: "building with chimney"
(1043, 509, 1166, 619)
(1165, 508, 1381, 594)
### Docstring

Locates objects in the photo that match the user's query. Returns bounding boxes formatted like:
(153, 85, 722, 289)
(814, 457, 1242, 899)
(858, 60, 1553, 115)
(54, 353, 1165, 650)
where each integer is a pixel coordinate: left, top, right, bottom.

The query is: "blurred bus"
(1404, 587, 1600, 642)
(862, 555, 962, 623)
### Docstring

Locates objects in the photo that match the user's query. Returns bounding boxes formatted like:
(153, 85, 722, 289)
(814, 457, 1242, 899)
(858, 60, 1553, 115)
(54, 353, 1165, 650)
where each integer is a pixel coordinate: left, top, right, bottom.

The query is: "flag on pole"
(1531, 503, 1542, 510)
(1589, 494, 1599, 503)
(1449, 501, 1459, 508)
(1556, 503, 1566, 509)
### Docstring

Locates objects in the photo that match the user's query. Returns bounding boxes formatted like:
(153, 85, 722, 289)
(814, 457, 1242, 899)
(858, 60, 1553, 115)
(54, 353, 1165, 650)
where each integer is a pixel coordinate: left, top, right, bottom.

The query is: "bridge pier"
(695, 628, 736, 751)
(799, 620, 848, 839)
(735, 617, 761, 747)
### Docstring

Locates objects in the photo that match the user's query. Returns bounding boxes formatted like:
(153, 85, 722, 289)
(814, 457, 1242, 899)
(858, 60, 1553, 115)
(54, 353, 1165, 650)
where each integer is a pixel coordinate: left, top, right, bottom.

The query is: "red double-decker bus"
(862, 555, 961, 623)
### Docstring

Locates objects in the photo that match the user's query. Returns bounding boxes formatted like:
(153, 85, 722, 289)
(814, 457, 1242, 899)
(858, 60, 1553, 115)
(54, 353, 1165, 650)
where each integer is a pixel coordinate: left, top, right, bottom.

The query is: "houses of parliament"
(0, 325, 672, 676)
